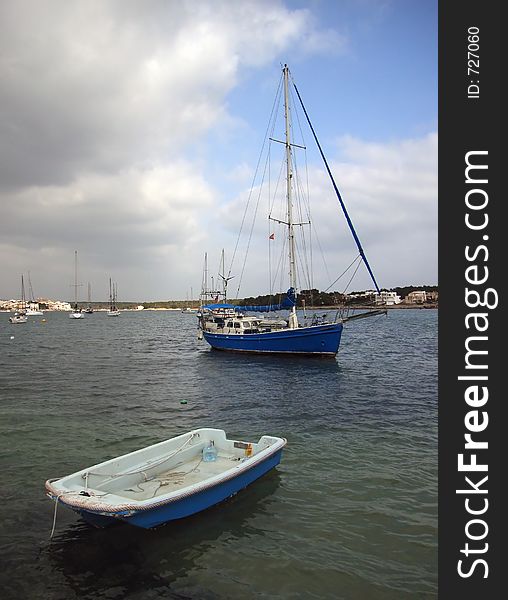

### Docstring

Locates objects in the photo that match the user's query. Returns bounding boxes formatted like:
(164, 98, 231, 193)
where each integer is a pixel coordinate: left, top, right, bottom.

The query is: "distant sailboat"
(69, 250, 84, 319)
(25, 272, 43, 316)
(182, 287, 197, 312)
(106, 278, 120, 316)
(9, 275, 28, 324)
(84, 282, 94, 313)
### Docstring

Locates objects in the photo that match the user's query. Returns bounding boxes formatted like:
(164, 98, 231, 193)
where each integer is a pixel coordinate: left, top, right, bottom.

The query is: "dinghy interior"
(46, 428, 286, 529)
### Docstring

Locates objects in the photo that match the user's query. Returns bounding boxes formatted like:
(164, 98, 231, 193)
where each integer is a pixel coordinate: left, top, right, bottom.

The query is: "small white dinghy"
(45, 428, 286, 530)
(9, 312, 28, 324)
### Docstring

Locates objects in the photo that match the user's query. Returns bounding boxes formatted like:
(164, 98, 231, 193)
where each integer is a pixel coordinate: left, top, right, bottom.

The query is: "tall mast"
(283, 64, 298, 328)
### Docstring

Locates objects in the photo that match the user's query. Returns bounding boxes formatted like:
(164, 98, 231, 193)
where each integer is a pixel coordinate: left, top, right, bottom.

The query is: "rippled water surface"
(0, 309, 437, 599)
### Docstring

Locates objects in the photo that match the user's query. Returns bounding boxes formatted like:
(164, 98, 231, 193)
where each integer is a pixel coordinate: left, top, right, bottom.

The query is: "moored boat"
(9, 312, 28, 324)
(84, 282, 94, 313)
(106, 278, 120, 316)
(9, 274, 28, 324)
(69, 250, 84, 319)
(198, 64, 384, 356)
(26, 272, 44, 315)
(45, 428, 286, 529)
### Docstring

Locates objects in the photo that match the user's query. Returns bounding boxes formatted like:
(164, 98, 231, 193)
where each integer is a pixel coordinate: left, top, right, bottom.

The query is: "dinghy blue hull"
(203, 322, 343, 356)
(73, 448, 283, 529)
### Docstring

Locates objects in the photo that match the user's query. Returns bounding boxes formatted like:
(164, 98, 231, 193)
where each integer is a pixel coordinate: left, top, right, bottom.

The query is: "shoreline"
(1, 303, 438, 313)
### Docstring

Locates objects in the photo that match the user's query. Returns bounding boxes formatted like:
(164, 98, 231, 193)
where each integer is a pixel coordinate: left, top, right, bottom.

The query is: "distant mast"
(73, 250, 79, 309)
(21, 274, 26, 309)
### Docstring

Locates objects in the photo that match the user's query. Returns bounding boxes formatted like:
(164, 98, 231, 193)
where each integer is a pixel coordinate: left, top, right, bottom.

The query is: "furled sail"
(237, 288, 296, 313)
(203, 289, 296, 313)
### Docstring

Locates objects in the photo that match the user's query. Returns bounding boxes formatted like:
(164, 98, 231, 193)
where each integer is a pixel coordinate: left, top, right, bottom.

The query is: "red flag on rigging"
(269, 233, 275, 240)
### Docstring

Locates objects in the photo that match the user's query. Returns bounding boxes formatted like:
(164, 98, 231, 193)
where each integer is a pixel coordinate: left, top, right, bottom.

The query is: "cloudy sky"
(0, 0, 437, 302)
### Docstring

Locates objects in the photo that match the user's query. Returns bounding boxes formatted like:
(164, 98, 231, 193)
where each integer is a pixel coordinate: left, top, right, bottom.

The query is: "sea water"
(0, 308, 437, 599)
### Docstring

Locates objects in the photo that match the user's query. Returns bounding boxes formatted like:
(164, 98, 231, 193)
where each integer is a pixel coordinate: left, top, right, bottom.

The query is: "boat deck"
(113, 454, 244, 501)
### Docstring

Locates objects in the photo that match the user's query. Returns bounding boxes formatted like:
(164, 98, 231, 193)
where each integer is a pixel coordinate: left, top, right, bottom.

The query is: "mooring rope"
(50, 493, 63, 539)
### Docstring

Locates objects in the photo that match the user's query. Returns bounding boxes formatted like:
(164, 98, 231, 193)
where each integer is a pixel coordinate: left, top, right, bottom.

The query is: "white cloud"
(0, 1, 434, 302)
(0, 163, 215, 299)
(301, 27, 348, 56)
(218, 133, 437, 296)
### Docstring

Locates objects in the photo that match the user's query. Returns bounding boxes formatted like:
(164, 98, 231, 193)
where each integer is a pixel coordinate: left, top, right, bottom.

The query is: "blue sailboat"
(198, 65, 383, 356)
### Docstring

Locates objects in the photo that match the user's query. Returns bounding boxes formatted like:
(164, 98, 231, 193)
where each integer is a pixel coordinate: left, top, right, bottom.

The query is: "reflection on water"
(197, 346, 342, 372)
(46, 473, 281, 599)
(0, 309, 437, 599)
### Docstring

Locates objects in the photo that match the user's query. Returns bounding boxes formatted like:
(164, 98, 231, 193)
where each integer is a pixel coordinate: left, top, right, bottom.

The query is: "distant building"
(29, 298, 72, 311)
(374, 291, 402, 306)
(405, 291, 427, 304)
(347, 291, 376, 303)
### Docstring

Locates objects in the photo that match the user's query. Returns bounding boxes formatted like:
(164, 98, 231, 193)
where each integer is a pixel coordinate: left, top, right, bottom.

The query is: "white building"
(405, 291, 427, 304)
(375, 291, 402, 306)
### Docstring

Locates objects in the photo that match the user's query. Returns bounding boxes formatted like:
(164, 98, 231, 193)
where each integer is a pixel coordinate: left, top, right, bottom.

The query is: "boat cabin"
(201, 311, 289, 334)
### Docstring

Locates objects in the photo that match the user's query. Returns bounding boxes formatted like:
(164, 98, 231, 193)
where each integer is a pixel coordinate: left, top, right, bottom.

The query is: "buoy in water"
(10, 335, 14, 340)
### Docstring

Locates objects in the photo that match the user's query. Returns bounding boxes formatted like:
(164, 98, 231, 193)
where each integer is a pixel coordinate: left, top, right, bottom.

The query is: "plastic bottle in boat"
(203, 440, 218, 462)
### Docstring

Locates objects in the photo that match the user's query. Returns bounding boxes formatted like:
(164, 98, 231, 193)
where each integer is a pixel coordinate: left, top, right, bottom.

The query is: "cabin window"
(227, 322, 233, 328)
(234, 322, 241, 328)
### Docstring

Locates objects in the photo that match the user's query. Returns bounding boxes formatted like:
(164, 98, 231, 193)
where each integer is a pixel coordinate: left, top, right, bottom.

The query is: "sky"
(0, 0, 437, 302)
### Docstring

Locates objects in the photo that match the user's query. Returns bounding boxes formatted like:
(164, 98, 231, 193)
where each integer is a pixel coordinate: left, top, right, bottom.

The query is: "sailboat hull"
(203, 322, 343, 356)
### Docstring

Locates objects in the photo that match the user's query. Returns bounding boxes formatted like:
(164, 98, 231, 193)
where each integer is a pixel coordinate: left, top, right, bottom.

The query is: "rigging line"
(323, 254, 362, 293)
(268, 173, 272, 298)
(234, 147, 270, 298)
(302, 141, 313, 290)
(289, 77, 312, 222)
(284, 134, 310, 291)
(313, 222, 332, 284)
(289, 83, 308, 154)
(293, 208, 312, 292)
(271, 230, 287, 297)
(289, 81, 312, 218)
(342, 258, 363, 295)
(227, 75, 283, 281)
(270, 226, 285, 293)
(269, 150, 286, 217)
(292, 157, 313, 288)
(295, 240, 311, 292)
(309, 225, 314, 292)
(292, 79, 381, 294)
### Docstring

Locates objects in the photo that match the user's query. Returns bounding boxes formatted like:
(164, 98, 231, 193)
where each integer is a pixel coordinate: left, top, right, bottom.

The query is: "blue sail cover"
(202, 303, 235, 310)
(203, 289, 296, 313)
(239, 288, 296, 313)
